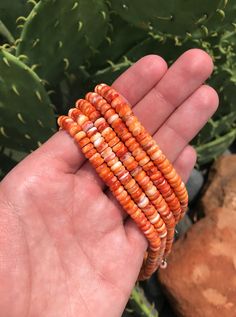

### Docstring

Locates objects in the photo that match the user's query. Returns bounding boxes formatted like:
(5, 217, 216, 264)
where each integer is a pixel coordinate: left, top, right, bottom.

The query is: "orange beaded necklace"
(58, 83, 188, 280)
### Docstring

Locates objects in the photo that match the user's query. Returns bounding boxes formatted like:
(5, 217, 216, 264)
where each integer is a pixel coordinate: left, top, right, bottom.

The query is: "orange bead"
(59, 84, 188, 280)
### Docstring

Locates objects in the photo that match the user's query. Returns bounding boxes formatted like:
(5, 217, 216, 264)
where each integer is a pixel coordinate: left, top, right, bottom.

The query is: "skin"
(0, 49, 219, 317)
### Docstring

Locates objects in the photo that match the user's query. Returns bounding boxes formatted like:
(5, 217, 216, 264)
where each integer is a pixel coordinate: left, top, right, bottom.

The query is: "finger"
(133, 49, 214, 135)
(112, 55, 168, 105)
(173, 145, 197, 183)
(153, 84, 219, 162)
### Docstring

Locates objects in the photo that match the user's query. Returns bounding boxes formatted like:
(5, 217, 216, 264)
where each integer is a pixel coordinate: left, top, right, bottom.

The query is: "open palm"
(0, 50, 218, 317)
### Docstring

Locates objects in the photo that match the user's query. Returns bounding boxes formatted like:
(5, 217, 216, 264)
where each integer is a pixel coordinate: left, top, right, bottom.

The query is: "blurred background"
(0, 1, 235, 316)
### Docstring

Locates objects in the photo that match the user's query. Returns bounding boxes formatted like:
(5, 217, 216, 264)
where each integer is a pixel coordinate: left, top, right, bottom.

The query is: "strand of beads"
(94, 84, 188, 256)
(57, 83, 188, 280)
(83, 93, 176, 258)
(58, 113, 162, 279)
(95, 84, 188, 217)
(75, 99, 168, 270)
(76, 97, 170, 264)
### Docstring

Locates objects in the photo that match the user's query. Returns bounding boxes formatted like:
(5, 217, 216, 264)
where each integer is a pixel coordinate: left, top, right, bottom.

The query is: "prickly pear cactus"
(0, 0, 31, 42)
(110, 0, 228, 37)
(16, 0, 109, 84)
(89, 33, 193, 86)
(123, 285, 159, 317)
(195, 129, 236, 165)
(88, 14, 146, 72)
(0, 147, 26, 178)
(0, 48, 56, 152)
(0, 149, 18, 178)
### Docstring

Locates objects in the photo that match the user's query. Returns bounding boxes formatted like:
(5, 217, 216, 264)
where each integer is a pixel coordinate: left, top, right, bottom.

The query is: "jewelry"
(58, 83, 188, 280)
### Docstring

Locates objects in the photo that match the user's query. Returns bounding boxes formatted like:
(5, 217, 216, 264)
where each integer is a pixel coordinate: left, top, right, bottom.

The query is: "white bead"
(119, 171, 129, 181)
(107, 114, 119, 124)
(160, 231, 167, 238)
(102, 127, 111, 135)
(150, 150, 162, 160)
(94, 136, 104, 148)
(101, 147, 112, 158)
(138, 195, 149, 208)
(150, 213, 160, 224)
(104, 152, 116, 162)
(144, 227, 153, 235)
(87, 127, 97, 134)
(90, 132, 101, 142)
(139, 156, 150, 166)
(146, 186, 157, 196)
(94, 117, 105, 128)
(111, 161, 122, 171)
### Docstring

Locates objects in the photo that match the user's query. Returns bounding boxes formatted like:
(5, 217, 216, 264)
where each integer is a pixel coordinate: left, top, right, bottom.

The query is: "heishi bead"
(73, 106, 168, 250)
(96, 85, 188, 216)
(58, 83, 188, 281)
(83, 95, 178, 260)
(85, 97, 173, 203)
(95, 86, 186, 249)
(87, 125, 165, 264)
(84, 93, 176, 256)
(59, 114, 160, 244)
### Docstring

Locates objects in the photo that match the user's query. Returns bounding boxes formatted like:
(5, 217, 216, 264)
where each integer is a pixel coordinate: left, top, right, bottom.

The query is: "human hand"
(0, 49, 218, 317)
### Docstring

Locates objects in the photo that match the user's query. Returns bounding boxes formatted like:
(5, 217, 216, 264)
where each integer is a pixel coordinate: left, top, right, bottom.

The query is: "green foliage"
(88, 14, 147, 72)
(0, 147, 26, 178)
(110, 0, 227, 37)
(0, 48, 55, 152)
(0, 149, 18, 178)
(0, 0, 31, 41)
(0, 0, 110, 177)
(123, 285, 159, 317)
(195, 129, 236, 165)
(16, 0, 109, 84)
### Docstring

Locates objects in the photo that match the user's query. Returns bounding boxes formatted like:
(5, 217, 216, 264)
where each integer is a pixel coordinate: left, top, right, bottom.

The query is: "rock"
(158, 207, 236, 317)
(158, 155, 236, 317)
(201, 154, 236, 214)
(186, 168, 204, 203)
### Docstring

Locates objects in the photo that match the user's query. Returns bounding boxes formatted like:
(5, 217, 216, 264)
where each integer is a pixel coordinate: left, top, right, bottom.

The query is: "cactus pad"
(88, 14, 146, 72)
(0, 0, 32, 41)
(195, 129, 236, 165)
(0, 48, 56, 152)
(16, 0, 109, 84)
(110, 0, 228, 37)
